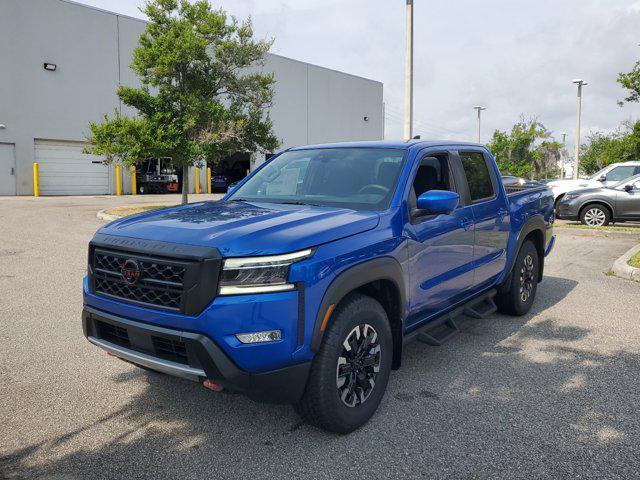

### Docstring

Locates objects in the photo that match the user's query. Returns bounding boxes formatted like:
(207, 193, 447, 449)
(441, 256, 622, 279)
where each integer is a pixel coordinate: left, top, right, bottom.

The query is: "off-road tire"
(295, 293, 392, 433)
(496, 240, 539, 316)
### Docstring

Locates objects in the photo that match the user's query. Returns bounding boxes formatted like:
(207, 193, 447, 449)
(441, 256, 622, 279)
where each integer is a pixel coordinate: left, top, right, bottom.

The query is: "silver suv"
(556, 174, 640, 226)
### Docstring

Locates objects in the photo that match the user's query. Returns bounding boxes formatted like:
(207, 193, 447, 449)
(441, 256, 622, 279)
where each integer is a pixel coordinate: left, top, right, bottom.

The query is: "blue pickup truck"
(83, 140, 555, 433)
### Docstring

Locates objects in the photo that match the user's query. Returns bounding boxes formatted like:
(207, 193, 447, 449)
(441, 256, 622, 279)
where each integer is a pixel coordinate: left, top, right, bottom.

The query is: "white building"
(0, 0, 384, 195)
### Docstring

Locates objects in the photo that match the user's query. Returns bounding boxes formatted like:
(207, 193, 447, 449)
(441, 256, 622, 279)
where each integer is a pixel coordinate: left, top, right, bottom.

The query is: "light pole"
(572, 79, 587, 179)
(403, 0, 413, 140)
(473, 106, 486, 143)
(560, 132, 567, 179)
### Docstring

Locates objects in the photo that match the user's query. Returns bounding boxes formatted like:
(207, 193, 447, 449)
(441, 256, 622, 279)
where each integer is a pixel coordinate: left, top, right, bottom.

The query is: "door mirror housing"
(416, 190, 459, 215)
(598, 175, 607, 182)
(624, 184, 634, 192)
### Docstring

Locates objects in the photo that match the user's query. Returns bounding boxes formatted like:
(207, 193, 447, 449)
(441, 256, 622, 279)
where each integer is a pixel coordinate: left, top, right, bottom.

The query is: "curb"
(611, 243, 640, 282)
(97, 209, 121, 221)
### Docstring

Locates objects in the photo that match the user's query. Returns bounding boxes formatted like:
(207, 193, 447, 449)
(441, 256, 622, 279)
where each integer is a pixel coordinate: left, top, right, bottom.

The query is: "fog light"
(236, 330, 282, 344)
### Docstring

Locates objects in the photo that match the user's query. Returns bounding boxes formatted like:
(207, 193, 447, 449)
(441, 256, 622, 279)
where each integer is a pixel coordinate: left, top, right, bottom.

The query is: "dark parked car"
(211, 174, 228, 193)
(556, 174, 640, 226)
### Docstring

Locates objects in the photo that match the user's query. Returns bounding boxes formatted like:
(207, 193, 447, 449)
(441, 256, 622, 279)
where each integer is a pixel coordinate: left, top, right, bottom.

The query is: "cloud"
(82, 0, 640, 151)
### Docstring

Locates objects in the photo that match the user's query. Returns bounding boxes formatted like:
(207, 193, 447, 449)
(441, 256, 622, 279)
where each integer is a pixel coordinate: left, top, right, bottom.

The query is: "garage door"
(35, 140, 110, 195)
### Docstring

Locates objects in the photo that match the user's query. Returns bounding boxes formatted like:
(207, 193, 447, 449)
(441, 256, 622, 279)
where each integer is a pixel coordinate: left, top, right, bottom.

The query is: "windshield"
(588, 166, 610, 180)
(228, 148, 406, 210)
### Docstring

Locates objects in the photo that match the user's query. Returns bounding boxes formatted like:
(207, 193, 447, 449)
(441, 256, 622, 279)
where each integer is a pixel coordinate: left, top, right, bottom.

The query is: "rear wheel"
(496, 240, 539, 316)
(580, 204, 610, 227)
(295, 293, 392, 433)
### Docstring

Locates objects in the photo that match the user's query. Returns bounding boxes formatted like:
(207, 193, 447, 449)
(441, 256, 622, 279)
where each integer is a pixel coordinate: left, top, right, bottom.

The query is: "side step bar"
(417, 319, 458, 346)
(404, 289, 497, 347)
(463, 295, 497, 319)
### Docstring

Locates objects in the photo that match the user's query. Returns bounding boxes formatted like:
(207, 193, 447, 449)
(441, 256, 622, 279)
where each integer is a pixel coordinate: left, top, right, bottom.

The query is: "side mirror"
(416, 190, 459, 215)
(598, 175, 607, 182)
(624, 184, 634, 192)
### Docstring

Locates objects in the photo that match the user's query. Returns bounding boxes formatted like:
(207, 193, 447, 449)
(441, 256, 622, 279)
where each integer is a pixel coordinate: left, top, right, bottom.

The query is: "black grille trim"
(151, 336, 189, 365)
(96, 320, 131, 348)
(88, 235, 222, 316)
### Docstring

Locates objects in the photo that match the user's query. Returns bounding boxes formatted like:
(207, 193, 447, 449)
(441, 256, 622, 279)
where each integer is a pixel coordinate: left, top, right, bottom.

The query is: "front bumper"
(83, 306, 310, 404)
(556, 201, 580, 220)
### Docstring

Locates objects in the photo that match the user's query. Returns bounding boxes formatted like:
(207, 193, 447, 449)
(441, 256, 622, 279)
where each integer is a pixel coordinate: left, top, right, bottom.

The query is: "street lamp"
(403, 0, 414, 140)
(473, 106, 486, 143)
(560, 132, 567, 178)
(572, 79, 587, 179)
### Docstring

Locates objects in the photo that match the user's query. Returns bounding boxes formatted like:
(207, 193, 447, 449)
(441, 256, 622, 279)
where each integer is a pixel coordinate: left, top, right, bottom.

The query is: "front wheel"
(496, 240, 539, 316)
(580, 204, 610, 227)
(295, 293, 392, 433)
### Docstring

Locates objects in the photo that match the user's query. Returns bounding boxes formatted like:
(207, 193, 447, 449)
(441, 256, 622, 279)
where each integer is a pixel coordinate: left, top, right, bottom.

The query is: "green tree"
(85, 0, 279, 204)
(487, 117, 562, 179)
(579, 120, 640, 175)
(617, 61, 640, 105)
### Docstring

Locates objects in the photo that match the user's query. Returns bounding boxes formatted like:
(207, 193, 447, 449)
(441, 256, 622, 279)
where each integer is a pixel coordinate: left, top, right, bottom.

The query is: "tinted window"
(460, 152, 494, 201)
(228, 148, 405, 211)
(606, 166, 637, 182)
(412, 156, 452, 197)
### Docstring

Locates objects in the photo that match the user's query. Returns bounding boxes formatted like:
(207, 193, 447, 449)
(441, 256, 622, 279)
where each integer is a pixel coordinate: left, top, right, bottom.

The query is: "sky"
(76, 0, 640, 152)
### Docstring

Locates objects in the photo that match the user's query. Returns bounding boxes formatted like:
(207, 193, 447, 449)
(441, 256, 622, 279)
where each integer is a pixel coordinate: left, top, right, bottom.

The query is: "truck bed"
(504, 184, 548, 196)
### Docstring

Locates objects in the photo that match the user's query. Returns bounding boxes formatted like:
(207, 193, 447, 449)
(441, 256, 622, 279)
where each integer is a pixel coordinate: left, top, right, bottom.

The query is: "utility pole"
(403, 0, 413, 140)
(560, 132, 567, 178)
(473, 106, 486, 143)
(572, 79, 587, 179)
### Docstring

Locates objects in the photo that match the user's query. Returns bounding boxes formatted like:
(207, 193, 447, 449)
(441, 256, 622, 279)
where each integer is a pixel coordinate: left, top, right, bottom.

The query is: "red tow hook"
(203, 379, 224, 392)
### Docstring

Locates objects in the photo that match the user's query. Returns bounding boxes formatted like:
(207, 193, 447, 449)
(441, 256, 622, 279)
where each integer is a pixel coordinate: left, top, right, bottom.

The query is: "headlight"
(219, 248, 313, 295)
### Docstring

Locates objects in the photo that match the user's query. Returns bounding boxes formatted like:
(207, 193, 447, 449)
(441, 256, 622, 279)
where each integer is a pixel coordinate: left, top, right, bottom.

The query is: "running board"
(417, 319, 458, 346)
(404, 289, 497, 347)
(463, 295, 497, 319)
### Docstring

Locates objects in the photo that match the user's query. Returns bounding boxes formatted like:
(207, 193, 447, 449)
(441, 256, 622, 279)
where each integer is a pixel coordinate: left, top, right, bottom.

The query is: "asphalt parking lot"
(1, 195, 639, 479)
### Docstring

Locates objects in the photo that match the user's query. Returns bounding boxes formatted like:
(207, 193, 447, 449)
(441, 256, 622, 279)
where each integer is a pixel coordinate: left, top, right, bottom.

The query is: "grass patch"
(556, 223, 640, 233)
(629, 251, 640, 269)
(103, 204, 175, 217)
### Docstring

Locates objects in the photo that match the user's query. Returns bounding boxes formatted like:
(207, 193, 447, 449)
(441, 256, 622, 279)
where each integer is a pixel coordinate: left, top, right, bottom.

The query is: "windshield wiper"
(279, 201, 321, 206)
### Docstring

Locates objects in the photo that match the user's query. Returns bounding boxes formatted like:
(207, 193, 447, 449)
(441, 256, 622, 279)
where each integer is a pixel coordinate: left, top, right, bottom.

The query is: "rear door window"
(459, 152, 495, 201)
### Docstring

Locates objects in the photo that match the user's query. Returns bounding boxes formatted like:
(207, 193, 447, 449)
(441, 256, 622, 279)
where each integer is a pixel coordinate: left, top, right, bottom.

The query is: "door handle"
(497, 208, 508, 218)
(10, 167, 14, 175)
(461, 218, 474, 231)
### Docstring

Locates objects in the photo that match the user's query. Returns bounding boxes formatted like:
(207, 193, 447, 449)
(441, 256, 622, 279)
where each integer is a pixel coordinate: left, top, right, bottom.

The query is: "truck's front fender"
(309, 257, 407, 354)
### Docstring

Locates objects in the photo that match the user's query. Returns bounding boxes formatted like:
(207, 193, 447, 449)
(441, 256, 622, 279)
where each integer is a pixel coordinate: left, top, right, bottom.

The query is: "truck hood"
(99, 200, 380, 257)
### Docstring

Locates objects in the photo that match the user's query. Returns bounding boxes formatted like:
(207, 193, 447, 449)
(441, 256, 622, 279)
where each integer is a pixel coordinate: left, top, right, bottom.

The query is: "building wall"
(0, 0, 383, 195)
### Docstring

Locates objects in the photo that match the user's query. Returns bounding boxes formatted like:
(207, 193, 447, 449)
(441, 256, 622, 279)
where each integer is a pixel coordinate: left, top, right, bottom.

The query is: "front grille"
(94, 277, 182, 310)
(96, 320, 130, 348)
(152, 336, 188, 364)
(88, 236, 221, 315)
(92, 250, 186, 312)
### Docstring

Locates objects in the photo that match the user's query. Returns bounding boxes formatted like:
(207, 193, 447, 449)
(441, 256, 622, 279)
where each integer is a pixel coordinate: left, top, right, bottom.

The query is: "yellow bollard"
(131, 165, 137, 195)
(206, 167, 211, 194)
(33, 163, 40, 197)
(115, 165, 122, 196)
(195, 167, 200, 194)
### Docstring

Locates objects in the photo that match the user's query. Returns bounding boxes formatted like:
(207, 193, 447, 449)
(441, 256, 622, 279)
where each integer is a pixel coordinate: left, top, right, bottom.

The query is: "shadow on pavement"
(3, 275, 638, 478)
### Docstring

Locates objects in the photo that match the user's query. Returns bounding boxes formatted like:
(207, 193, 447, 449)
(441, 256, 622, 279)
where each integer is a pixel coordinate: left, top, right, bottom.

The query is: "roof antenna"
(412, 135, 421, 140)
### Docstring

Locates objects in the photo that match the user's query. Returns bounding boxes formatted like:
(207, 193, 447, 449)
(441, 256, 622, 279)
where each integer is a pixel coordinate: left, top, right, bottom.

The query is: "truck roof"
(288, 139, 485, 150)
